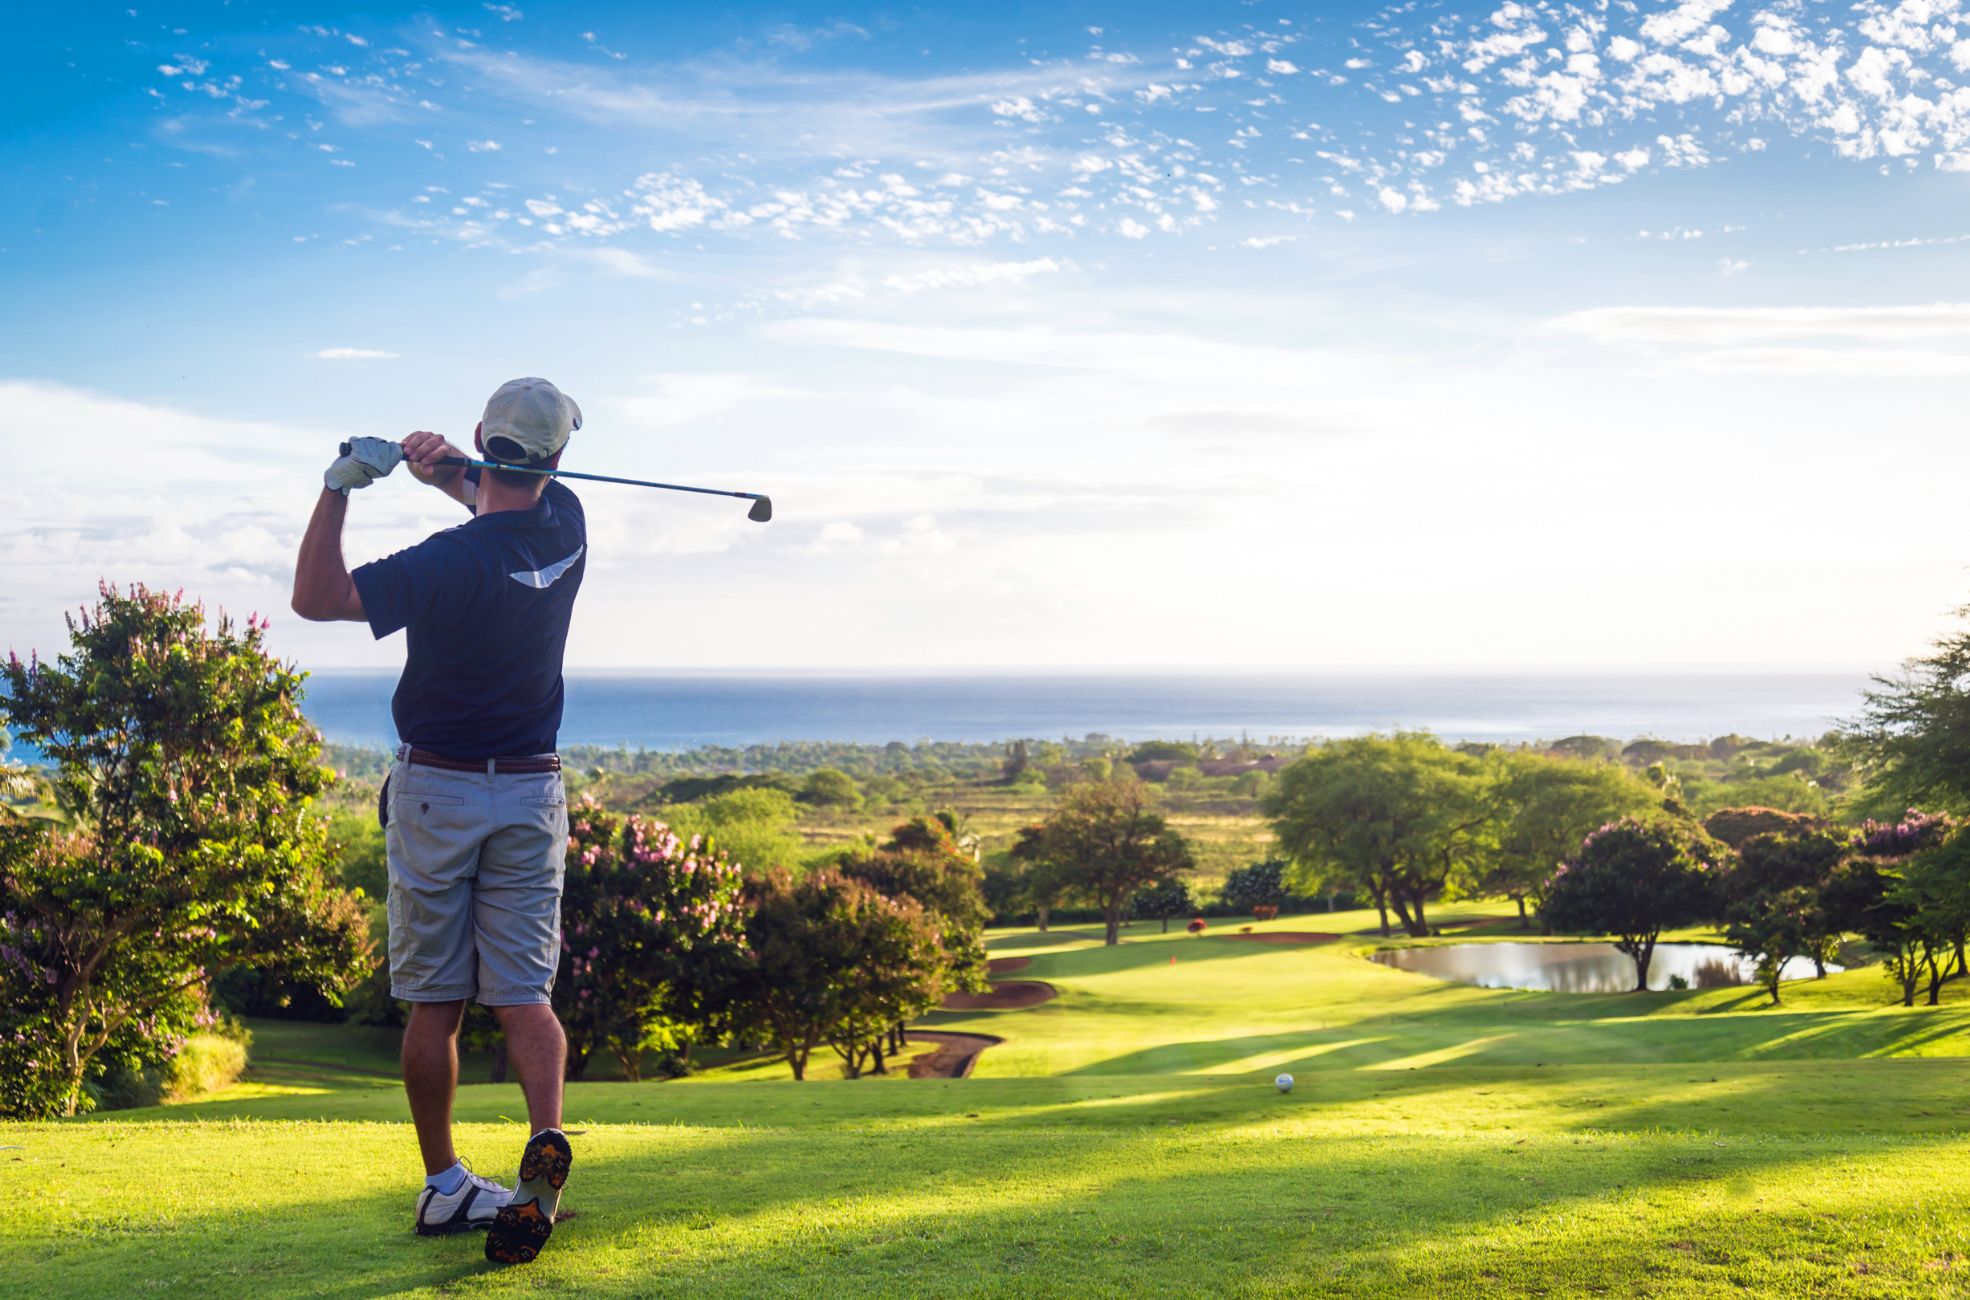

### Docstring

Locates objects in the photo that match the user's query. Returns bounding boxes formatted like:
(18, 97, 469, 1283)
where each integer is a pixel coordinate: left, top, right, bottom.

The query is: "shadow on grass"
(1050, 991, 1970, 1078)
(25, 1085, 1970, 1299)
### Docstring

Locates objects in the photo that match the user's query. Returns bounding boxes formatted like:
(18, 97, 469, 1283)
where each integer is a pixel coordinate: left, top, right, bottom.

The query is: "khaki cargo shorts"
(382, 748, 569, 1006)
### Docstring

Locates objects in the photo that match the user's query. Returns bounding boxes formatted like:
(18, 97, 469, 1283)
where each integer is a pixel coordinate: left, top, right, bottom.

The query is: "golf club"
(340, 441, 774, 522)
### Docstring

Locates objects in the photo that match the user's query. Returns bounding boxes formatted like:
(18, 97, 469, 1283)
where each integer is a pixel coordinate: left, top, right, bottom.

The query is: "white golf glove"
(325, 437, 405, 495)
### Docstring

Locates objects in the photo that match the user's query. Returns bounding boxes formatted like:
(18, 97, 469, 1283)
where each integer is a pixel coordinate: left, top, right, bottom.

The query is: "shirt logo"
(508, 544, 585, 590)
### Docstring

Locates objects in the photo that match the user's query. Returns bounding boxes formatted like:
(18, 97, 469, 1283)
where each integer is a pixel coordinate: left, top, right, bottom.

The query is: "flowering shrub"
(1186, 917, 1208, 935)
(1252, 904, 1280, 922)
(555, 799, 748, 1080)
(0, 585, 367, 1118)
(1854, 810, 1953, 860)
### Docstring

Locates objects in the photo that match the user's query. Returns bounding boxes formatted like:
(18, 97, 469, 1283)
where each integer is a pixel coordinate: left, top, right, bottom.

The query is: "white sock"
(426, 1161, 466, 1195)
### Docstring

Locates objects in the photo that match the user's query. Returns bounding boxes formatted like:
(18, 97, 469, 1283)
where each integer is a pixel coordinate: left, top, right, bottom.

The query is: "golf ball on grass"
(1275, 1073, 1294, 1093)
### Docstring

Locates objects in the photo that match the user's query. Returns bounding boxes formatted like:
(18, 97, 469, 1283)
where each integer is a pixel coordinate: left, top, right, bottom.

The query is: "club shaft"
(432, 454, 765, 503)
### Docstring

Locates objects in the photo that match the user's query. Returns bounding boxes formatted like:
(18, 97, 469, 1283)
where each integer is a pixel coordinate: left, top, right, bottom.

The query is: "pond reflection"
(1369, 941, 1838, 993)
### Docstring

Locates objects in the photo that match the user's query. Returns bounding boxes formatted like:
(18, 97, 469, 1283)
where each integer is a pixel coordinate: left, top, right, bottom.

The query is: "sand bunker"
(941, 980, 1058, 1011)
(986, 956, 1032, 975)
(1224, 931, 1342, 944)
(905, 1031, 1003, 1079)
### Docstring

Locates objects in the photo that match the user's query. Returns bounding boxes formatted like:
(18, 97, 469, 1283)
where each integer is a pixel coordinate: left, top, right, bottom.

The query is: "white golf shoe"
(413, 1164, 513, 1236)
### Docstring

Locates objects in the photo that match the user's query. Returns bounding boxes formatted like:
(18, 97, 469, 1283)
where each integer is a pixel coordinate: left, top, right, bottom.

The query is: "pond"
(1370, 941, 1840, 993)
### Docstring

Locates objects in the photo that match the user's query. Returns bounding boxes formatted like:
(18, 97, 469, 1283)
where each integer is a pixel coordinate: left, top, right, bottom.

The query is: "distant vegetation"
(25, 583, 1970, 1108)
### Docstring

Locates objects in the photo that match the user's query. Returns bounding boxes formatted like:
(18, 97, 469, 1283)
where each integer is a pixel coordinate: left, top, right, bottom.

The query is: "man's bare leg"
(485, 1003, 571, 1265)
(402, 999, 466, 1176)
(492, 1003, 566, 1133)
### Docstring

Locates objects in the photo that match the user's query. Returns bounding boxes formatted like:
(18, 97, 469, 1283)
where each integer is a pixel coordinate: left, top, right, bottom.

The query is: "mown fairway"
(18, 906, 1970, 1297)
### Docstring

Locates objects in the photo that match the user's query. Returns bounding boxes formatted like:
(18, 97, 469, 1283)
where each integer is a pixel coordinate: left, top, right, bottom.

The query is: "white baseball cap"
(481, 377, 581, 465)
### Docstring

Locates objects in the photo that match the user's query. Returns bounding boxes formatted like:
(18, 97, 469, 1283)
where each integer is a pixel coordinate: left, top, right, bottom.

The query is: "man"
(290, 377, 586, 1266)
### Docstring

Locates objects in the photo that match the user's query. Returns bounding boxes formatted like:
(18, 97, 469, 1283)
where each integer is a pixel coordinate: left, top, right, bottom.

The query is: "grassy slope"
(16, 903, 1970, 1298)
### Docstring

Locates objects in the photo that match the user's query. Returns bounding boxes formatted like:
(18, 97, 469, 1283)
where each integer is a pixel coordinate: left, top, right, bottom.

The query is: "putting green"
(15, 906, 1970, 1297)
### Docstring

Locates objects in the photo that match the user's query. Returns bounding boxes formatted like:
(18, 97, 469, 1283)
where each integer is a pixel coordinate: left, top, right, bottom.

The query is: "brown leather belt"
(405, 747, 561, 775)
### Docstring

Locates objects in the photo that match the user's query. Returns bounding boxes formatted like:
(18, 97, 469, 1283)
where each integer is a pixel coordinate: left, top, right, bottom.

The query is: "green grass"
(16, 902, 1970, 1297)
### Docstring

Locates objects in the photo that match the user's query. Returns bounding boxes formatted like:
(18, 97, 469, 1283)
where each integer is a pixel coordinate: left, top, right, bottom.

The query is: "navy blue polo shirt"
(351, 471, 586, 759)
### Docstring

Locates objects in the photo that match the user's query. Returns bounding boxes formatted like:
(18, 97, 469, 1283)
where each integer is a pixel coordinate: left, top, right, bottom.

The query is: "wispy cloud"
(1543, 303, 1970, 375)
(1545, 304, 1970, 346)
(315, 346, 400, 360)
(141, 0, 1970, 275)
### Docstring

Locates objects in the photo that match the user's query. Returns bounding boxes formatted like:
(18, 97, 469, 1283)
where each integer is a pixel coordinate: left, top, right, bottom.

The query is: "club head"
(747, 496, 773, 523)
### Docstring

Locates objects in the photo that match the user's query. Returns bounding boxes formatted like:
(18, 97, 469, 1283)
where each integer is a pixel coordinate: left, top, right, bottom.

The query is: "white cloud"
(315, 347, 400, 360)
(1543, 302, 1970, 376)
(609, 373, 788, 429)
(803, 520, 865, 553)
(1546, 303, 1970, 346)
(881, 257, 1068, 295)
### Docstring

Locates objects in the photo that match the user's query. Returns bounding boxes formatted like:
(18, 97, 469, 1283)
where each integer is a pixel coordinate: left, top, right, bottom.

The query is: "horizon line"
(298, 663, 1892, 677)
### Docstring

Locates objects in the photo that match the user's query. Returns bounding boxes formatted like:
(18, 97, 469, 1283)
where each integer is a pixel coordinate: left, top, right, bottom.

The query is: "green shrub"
(798, 768, 863, 809)
(161, 1032, 251, 1102)
(85, 1026, 251, 1110)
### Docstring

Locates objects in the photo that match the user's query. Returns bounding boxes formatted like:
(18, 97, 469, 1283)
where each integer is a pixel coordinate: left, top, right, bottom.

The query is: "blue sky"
(7, 0, 1970, 670)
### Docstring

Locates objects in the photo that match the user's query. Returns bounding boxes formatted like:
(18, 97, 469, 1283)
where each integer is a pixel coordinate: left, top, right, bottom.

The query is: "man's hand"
(403, 430, 478, 511)
(325, 436, 405, 496)
(402, 431, 467, 488)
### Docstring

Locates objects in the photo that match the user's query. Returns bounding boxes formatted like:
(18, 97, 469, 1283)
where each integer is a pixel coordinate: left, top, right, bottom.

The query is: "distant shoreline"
(287, 670, 1870, 753)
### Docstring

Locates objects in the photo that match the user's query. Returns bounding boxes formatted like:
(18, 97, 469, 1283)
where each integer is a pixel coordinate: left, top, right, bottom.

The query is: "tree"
(1127, 741, 1198, 764)
(1722, 830, 1846, 1004)
(1824, 855, 1929, 1006)
(839, 816, 991, 993)
(1132, 878, 1195, 932)
(0, 585, 369, 1117)
(1263, 735, 1489, 938)
(1828, 814, 1966, 1006)
(1029, 778, 1195, 945)
(1483, 753, 1663, 928)
(1539, 819, 1723, 992)
(797, 767, 862, 810)
(727, 869, 944, 1080)
(991, 830, 1074, 931)
(556, 800, 749, 1080)
(1221, 861, 1291, 916)
(1898, 836, 1970, 1005)
(1002, 740, 1031, 783)
(1847, 607, 1970, 812)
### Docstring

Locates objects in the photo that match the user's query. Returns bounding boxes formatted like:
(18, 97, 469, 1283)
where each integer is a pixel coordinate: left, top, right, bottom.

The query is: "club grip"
(339, 441, 467, 468)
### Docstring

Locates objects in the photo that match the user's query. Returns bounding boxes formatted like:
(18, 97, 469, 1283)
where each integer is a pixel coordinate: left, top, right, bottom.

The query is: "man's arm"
(402, 430, 478, 512)
(291, 489, 367, 622)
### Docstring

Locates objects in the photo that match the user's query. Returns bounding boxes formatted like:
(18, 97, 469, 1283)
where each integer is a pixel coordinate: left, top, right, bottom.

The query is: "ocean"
(294, 671, 1875, 752)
